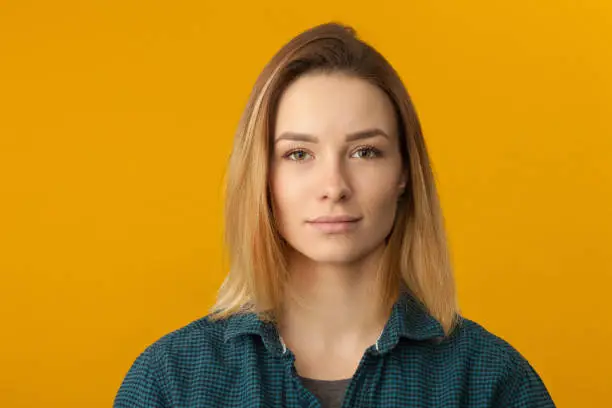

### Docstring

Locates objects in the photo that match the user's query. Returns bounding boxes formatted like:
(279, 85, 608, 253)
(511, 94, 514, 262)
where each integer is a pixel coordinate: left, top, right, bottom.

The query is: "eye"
(352, 145, 382, 159)
(283, 149, 313, 162)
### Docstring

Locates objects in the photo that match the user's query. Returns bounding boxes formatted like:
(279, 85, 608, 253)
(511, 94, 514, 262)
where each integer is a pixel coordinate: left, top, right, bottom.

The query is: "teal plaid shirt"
(114, 290, 555, 407)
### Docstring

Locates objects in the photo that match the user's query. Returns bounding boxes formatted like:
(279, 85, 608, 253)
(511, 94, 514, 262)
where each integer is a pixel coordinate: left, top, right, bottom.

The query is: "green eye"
(353, 146, 382, 159)
(285, 149, 312, 161)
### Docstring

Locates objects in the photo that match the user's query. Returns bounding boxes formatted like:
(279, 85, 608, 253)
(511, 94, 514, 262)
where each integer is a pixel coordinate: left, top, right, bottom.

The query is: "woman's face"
(270, 72, 406, 265)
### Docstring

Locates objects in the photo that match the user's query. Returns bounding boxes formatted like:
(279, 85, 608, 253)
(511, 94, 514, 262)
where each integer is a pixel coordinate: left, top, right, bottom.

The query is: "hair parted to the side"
(208, 21, 462, 337)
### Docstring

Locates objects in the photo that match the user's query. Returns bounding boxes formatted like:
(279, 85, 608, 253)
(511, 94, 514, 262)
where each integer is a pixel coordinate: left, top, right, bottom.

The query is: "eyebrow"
(274, 128, 389, 144)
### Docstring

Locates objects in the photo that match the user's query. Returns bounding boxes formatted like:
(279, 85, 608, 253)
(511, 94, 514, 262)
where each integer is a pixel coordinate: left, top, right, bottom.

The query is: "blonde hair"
(209, 22, 461, 337)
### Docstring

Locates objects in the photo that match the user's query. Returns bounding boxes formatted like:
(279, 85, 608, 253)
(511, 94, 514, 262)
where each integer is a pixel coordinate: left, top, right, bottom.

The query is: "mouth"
(306, 218, 361, 233)
(307, 215, 361, 223)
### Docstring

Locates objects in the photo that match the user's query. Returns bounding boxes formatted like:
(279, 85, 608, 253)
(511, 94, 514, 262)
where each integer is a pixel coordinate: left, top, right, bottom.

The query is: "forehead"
(273, 72, 397, 139)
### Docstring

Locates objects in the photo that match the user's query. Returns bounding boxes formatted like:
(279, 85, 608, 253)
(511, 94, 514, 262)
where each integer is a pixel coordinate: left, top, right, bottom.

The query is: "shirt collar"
(374, 289, 447, 353)
(222, 289, 447, 357)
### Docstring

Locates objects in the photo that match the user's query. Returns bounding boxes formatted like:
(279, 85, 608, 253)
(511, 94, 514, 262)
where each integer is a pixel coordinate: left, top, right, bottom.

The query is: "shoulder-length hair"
(209, 22, 461, 337)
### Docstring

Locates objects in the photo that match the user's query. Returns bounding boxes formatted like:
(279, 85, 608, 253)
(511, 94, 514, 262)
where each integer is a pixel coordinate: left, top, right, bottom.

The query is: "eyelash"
(282, 144, 382, 162)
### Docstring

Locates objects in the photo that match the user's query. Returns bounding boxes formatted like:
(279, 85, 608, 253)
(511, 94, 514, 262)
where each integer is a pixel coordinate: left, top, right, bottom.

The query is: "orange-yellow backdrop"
(1, 1, 610, 407)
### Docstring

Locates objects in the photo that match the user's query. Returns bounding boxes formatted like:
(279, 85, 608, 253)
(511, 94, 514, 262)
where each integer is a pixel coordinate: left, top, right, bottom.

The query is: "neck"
(278, 243, 396, 352)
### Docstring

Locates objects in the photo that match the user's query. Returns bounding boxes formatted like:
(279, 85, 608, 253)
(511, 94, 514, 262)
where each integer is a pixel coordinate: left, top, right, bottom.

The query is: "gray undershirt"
(298, 375, 352, 408)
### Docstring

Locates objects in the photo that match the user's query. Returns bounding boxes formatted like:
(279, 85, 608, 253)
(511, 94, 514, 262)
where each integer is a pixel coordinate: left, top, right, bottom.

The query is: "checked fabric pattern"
(114, 290, 555, 407)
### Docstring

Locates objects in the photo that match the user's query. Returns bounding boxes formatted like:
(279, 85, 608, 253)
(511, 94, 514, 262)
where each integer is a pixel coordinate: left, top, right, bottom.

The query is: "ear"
(398, 168, 408, 195)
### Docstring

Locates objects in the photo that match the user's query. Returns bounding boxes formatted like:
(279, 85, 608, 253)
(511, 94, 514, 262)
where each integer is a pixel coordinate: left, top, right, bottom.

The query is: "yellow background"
(1, 1, 610, 406)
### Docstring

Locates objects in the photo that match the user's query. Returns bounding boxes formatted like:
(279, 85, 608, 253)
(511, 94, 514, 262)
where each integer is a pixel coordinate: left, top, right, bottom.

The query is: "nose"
(319, 156, 352, 202)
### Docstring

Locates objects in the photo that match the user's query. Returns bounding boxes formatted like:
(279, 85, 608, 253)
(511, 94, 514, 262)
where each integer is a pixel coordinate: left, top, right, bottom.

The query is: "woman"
(114, 22, 555, 407)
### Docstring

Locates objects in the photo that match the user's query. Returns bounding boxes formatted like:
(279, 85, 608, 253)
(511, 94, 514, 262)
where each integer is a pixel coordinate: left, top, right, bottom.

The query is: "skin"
(269, 71, 407, 380)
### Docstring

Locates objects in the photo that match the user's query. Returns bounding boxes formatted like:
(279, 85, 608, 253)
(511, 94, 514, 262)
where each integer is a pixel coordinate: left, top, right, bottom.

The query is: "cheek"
(360, 171, 400, 203)
(270, 172, 303, 223)
(360, 180, 401, 224)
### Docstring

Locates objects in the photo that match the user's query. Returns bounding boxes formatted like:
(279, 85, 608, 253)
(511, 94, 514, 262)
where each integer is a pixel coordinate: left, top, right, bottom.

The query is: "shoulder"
(453, 316, 531, 370)
(448, 316, 555, 406)
(114, 314, 232, 407)
(144, 314, 229, 360)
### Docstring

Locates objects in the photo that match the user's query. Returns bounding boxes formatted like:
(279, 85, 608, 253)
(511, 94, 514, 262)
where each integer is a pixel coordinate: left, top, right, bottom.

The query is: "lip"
(308, 215, 361, 223)
(306, 215, 362, 233)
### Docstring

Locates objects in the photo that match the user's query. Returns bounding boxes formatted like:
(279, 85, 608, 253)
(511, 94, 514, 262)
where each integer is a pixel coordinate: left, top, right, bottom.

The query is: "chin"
(307, 254, 360, 264)
(292, 243, 371, 265)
